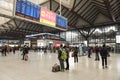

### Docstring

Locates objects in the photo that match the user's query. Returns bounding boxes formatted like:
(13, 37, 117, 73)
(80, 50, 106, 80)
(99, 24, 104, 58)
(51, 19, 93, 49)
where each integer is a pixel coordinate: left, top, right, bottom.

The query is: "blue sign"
(33, 4, 40, 19)
(25, 1, 30, 16)
(16, 0, 40, 20)
(56, 15, 67, 29)
(21, 0, 26, 14)
(16, 0, 21, 13)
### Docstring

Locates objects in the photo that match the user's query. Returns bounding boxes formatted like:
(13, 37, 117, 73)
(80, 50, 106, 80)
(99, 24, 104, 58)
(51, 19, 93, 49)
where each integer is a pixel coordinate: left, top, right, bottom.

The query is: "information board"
(40, 7, 56, 27)
(15, 0, 67, 30)
(56, 14, 67, 29)
(15, 0, 40, 21)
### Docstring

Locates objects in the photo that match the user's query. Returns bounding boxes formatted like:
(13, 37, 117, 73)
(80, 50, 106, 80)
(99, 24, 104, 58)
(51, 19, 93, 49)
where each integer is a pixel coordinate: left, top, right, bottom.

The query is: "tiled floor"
(0, 51, 120, 80)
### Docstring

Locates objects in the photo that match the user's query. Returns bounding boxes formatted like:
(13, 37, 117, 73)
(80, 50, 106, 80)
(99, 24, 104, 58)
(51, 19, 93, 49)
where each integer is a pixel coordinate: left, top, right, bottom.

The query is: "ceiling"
(0, 0, 120, 39)
(48, 0, 120, 29)
(0, 17, 64, 39)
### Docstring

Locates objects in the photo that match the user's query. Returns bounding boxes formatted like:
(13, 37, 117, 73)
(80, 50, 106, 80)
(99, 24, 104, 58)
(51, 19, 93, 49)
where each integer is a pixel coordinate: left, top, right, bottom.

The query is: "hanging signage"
(40, 7, 56, 27)
(56, 14, 67, 29)
(15, 0, 67, 30)
(15, 0, 40, 21)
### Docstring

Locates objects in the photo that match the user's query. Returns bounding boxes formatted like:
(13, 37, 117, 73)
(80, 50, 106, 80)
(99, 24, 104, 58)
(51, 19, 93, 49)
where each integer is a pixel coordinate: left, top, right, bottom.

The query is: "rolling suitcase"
(24, 54, 28, 61)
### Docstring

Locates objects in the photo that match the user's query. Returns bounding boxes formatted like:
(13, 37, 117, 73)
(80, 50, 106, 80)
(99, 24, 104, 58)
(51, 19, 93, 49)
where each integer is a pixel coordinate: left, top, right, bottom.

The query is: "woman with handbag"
(73, 47, 78, 63)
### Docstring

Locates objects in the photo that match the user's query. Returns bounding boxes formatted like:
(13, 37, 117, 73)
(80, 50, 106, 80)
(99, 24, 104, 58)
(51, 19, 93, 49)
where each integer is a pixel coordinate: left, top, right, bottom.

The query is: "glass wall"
(90, 25, 117, 46)
(60, 24, 120, 53)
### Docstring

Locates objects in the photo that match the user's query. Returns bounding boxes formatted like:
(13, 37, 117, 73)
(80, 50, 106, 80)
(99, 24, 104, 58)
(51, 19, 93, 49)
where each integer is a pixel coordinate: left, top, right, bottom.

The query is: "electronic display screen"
(15, 0, 40, 21)
(15, 0, 67, 30)
(56, 14, 67, 29)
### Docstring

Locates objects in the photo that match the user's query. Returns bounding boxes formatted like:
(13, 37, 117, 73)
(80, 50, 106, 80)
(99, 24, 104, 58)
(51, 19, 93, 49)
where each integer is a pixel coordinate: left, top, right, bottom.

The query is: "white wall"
(0, 0, 13, 24)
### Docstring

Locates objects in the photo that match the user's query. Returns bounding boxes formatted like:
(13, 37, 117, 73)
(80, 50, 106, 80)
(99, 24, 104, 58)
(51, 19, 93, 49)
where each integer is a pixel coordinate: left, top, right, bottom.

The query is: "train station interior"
(0, 0, 120, 80)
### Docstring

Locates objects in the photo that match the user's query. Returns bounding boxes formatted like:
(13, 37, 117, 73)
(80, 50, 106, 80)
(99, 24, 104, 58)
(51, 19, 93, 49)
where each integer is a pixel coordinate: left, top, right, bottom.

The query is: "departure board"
(56, 14, 67, 29)
(15, 0, 67, 30)
(15, 0, 40, 21)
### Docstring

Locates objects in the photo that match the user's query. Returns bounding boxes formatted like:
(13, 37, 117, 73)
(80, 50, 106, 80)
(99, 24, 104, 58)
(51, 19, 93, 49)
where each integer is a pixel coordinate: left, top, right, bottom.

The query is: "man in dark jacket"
(74, 47, 78, 63)
(95, 46, 100, 61)
(58, 45, 64, 72)
(2, 45, 7, 56)
(22, 45, 29, 60)
(100, 44, 108, 69)
(65, 46, 69, 70)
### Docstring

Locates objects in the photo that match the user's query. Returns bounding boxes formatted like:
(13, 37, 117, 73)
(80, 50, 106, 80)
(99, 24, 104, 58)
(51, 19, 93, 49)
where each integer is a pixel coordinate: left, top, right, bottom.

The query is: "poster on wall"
(24, 41, 31, 47)
(116, 32, 120, 43)
(116, 35, 120, 43)
(40, 7, 56, 27)
(15, 0, 40, 21)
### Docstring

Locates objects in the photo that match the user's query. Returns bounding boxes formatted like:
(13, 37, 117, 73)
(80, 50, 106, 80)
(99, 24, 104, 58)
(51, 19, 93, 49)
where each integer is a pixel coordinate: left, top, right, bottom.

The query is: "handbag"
(71, 52, 74, 57)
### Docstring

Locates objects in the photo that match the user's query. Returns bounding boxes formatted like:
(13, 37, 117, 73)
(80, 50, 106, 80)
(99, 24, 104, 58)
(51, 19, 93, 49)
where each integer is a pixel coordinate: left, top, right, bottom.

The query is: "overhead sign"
(40, 7, 56, 27)
(15, 0, 67, 30)
(15, 0, 40, 21)
(56, 14, 67, 29)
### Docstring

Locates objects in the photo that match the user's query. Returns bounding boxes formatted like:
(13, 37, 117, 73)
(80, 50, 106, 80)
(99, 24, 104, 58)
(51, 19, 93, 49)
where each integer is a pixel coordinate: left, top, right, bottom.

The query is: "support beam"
(103, 0, 116, 22)
(62, 9, 68, 16)
(53, 0, 93, 25)
(0, 13, 13, 19)
(93, 5, 111, 19)
(54, 5, 60, 12)
(6, 23, 15, 29)
(82, 5, 96, 19)
(73, 0, 83, 10)
(77, 28, 96, 46)
(75, 0, 89, 13)
(40, 0, 49, 5)
(14, 19, 23, 28)
(71, 0, 76, 10)
(50, 0, 52, 10)
(69, 16, 78, 25)
(1, 25, 9, 32)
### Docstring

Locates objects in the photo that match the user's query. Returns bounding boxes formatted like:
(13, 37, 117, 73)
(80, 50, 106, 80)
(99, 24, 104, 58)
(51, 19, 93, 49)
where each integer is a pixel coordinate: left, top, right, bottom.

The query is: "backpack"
(60, 50, 67, 60)
(52, 63, 60, 72)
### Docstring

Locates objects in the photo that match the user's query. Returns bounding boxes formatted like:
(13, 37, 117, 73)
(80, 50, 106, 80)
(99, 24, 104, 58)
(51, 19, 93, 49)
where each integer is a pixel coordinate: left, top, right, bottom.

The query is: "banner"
(40, 8, 56, 27)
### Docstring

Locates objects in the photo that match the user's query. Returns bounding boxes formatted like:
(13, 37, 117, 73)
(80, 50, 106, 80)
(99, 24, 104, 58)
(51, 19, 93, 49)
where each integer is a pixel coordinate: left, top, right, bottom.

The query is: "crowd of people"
(57, 44, 111, 72)
(0, 44, 111, 71)
(0, 45, 17, 56)
(0, 45, 29, 61)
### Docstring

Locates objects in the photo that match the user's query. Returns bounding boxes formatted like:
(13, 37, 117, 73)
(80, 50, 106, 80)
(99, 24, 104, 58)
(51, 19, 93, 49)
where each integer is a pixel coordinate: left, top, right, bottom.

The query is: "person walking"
(73, 47, 78, 63)
(13, 46, 16, 54)
(100, 44, 108, 69)
(1, 45, 7, 56)
(88, 46, 92, 58)
(22, 45, 29, 61)
(95, 46, 100, 61)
